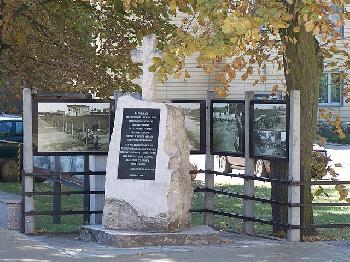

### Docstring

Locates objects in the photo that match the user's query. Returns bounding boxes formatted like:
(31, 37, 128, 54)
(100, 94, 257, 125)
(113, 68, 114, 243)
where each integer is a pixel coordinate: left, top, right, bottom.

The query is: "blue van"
(0, 114, 23, 143)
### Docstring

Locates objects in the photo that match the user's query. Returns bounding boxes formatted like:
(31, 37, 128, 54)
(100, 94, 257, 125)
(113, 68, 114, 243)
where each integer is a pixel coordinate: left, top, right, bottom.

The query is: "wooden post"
(23, 88, 35, 234)
(243, 91, 255, 234)
(89, 155, 107, 224)
(83, 155, 90, 224)
(71, 123, 74, 137)
(53, 156, 61, 224)
(287, 90, 301, 241)
(204, 90, 215, 226)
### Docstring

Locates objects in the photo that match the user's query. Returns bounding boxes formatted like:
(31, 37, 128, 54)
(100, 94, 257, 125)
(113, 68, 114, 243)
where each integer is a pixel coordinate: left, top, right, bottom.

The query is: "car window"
(0, 121, 13, 136)
(15, 121, 23, 135)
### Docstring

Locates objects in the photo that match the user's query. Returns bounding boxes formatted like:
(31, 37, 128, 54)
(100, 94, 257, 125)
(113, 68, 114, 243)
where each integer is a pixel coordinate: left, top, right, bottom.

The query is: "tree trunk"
(270, 160, 288, 235)
(280, 22, 323, 236)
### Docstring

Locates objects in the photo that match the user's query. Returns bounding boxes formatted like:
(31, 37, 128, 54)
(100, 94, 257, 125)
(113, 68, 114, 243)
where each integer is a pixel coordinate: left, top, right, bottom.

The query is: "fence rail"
(22, 168, 106, 226)
(191, 169, 350, 239)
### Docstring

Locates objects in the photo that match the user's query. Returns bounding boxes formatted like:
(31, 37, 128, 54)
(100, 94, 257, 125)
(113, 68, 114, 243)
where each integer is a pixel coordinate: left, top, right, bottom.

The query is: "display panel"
(170, 100, 206, 154)
(33, 98, 113, 155)
(211, 100, 245, 156)
(250, 101, 288, 159)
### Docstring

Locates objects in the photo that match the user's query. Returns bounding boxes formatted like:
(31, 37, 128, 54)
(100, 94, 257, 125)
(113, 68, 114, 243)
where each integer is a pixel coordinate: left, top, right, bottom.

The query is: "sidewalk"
(1, 228, 350, 261)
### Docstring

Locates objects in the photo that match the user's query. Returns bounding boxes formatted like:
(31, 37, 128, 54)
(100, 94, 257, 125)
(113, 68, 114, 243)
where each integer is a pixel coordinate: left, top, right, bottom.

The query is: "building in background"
(155, 7, 350, 125)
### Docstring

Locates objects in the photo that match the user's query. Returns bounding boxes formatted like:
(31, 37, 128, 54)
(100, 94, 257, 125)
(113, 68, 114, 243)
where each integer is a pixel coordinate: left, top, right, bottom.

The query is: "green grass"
(0, 181, 84, 234)
(0, 181, 349, 239)
(191, 182, 350, 240)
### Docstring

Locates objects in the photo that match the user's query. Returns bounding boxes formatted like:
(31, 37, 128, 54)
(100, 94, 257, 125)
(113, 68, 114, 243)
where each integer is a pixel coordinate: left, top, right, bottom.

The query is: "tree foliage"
(0, 0, 173, 112)
(124, 0, 350, 94)
(123, 0, 350, 235)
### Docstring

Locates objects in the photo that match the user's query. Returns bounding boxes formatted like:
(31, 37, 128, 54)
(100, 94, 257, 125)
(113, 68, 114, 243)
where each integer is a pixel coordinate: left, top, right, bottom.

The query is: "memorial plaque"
(118, 108, 160, 180)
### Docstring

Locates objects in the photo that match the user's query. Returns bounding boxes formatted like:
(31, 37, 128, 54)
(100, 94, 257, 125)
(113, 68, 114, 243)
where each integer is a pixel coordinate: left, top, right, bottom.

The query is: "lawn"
(0, 181, 349, 239)
(192, 181, 350, 240)
(0, 181, 84, 233)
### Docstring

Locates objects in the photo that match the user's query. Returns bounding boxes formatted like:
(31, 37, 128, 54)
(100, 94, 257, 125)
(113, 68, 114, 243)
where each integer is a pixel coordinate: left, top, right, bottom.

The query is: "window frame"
(319, 72, 343, 107)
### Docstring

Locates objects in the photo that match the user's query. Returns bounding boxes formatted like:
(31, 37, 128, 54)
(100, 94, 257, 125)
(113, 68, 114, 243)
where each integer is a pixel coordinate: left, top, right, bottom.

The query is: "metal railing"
(190, 169, 350, 239)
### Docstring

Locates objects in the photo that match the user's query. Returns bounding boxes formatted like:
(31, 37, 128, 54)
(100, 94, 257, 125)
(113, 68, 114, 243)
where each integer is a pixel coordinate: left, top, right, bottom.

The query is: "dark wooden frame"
(171, 100, 206, 154)
(249, 99, 289, 160)
(32, 97, 114, 156)
(210, 100, 245, 157)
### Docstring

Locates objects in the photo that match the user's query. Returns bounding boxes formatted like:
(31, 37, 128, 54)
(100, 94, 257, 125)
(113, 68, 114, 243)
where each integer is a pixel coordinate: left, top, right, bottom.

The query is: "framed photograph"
(250, 100, 288, 160)
(211, 100, 245, 156)
(170, 100, 206, 154)
(32, 98, 113, 155)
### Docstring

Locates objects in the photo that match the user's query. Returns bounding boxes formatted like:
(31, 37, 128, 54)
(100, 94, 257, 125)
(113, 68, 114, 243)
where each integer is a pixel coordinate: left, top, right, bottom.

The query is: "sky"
(254, 104, 286, 110)
(38, 102, 110, 113)
(170, 102, 200, 110)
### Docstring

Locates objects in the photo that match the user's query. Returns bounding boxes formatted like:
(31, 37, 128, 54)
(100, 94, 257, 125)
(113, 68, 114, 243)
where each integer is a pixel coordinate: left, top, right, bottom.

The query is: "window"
(319, 72, 342, 105)
(15, 121, 23, 135)
(329, 3, 344, 38)
(0, 121, 13, 136)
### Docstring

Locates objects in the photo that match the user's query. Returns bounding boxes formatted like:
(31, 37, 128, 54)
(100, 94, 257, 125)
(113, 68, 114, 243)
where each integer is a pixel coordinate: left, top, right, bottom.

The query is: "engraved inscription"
(118, 108, 160, 180)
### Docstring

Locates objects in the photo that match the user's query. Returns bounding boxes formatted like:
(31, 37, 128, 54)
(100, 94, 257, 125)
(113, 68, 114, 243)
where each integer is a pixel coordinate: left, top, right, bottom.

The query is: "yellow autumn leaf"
(206, 49, 216, 59)
(222, 17, 234, 33)
(313, 25, 320, 35)
(233, 19, 251, 35)
(169, 0, 177, 12)
(304, 20, 315, 33)
(293, 26, 300, 33)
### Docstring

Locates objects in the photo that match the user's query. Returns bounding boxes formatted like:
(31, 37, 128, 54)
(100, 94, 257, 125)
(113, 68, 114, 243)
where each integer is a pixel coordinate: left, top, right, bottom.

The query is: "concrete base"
(80, 225, 223, 248)
(0, 190, 22, 230)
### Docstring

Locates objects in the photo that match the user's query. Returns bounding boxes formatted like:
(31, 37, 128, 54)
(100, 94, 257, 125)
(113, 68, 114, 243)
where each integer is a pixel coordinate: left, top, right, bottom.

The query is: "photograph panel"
(170, 102, 204, 153)
(251, 102, 288, 159)
(36, 101, 111, 153)
(252, 130, 287, 158)
(212, 101, 244, 155)
(253, 104, 286, 132)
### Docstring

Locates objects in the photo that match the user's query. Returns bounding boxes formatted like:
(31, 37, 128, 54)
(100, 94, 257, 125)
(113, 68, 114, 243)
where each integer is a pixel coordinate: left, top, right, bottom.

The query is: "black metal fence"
(22, 166, 106, 226)
(190, 169, 350, 240)
(20, 166, 350, 238)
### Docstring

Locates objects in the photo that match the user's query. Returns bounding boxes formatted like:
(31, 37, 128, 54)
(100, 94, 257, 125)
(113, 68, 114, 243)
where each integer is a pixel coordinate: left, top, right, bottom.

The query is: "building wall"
(155, 8, 350, 122)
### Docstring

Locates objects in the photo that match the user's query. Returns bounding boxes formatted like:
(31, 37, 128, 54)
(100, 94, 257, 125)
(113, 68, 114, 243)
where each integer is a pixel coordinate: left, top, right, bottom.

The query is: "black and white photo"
(34, 100, 111, 154)
(211, 101, 244, 156)
(251, 102, 287, 158)
(170, 101, 205, 154)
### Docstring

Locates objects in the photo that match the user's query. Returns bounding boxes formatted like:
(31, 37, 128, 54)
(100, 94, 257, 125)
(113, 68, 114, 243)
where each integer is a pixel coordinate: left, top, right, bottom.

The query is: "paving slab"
(80, 225, 222, 247)
(1, 228, 350, 261)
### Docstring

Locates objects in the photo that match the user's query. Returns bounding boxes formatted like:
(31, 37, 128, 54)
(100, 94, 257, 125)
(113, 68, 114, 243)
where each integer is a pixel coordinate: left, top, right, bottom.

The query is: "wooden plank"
(204, 91, 215, 226)
(243, 91, 255, 234)
(22, 88, 35, 234)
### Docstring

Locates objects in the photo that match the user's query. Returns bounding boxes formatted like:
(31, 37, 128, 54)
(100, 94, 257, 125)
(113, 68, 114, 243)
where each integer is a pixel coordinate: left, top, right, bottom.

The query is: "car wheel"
(1, 160, 19, 182)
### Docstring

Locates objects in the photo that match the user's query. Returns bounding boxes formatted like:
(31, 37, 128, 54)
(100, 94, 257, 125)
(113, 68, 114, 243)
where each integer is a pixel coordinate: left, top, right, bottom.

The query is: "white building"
(67, 105, 90, 116)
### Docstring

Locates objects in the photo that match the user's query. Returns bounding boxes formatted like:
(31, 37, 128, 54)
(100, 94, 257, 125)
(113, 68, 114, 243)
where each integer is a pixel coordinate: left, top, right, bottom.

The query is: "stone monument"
(102, 33, 192, 231)
(130, 34, 159, 102)
(102, 95, 192, 232)
(81, 34, 221, 247)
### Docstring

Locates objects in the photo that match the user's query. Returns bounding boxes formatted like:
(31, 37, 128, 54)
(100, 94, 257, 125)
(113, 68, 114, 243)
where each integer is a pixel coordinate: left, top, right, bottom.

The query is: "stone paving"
(1, 228, 350, 261)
